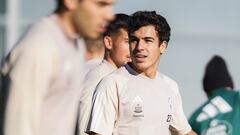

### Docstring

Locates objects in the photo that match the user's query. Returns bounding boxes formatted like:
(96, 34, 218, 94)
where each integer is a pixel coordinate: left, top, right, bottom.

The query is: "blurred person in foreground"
(78, 13, 131, 135)
(0, 0, 115, 135)
(189, 55, 240, 135)
(86, 11, 196, 135)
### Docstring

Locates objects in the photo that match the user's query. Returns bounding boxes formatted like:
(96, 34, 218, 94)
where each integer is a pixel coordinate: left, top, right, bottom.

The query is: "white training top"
(1, 14, 85, 135)
(83, 58, 103, 78)
(85, 58, 103, 72)
(79, 60, 116, 135)
(86, 64, 191, 135)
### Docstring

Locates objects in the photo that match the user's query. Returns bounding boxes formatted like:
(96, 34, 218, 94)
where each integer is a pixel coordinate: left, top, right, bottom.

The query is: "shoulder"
(158, 72, 178, 86)
(95, 66, 131, 93)
(5, 16, 61, 71)
(29, 15, 60, 36)
(17, 15, 61, 49)
(157, 72, 179, 93)
(84, 62, 112, 83)
(101, 67, 129, 85)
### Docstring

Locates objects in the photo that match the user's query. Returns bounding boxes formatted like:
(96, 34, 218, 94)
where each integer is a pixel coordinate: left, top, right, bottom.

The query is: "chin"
(133, 63, 147, 72)
(86, 33, 100, 39)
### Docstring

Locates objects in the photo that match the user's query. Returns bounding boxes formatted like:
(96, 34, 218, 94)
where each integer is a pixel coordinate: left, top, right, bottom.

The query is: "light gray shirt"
(79, 60, 116, 135)
(1, 14, 85, 135)
(86, 64, 191, 135)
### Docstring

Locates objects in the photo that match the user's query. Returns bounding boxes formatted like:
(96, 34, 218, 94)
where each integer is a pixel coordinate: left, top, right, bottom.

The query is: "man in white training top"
(79, 13, 131, 135)
(86, 11, 196, 135)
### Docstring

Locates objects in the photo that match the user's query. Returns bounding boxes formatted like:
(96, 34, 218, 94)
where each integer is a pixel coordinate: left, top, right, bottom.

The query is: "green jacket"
(189, 88, 240, 135)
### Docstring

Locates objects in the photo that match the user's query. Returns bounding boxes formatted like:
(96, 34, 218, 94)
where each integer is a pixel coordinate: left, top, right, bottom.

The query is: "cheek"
(81, 5, 98, 23)
(150, 49, 160, 60)
(122, 43, 130, 54)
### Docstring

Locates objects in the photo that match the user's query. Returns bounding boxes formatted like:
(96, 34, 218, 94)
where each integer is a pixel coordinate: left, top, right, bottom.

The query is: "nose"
(136, 40, 145, 51)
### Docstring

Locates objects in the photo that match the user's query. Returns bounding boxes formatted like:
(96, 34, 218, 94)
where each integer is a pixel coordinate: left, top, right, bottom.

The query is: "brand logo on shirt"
(132, 96, 144, 117)
(134, 104, 143, 113)
(203, 119, 232, 135)
(132, 96, 143, 103)
(196, 96, 232, 122)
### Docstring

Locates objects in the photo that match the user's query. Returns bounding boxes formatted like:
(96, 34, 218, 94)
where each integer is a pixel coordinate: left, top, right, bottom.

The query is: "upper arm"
(85, 77, 118, 135)
(169, 83, 192, 135)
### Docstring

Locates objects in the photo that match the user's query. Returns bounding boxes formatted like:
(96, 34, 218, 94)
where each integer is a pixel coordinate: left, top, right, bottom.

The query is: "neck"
(56, 13, 79, 39)
(144, 68, 158, 79)
(104, 52, 117, 68)
(86, 52, 104, 61)
(130, 59, 160, 79)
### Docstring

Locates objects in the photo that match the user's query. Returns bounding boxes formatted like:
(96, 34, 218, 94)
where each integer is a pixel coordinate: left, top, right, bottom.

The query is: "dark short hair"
(203, 55, 234, 97)
(103, 13, 130, 37)
(55, 0, 67, 13)
(128, 11, 171, 43)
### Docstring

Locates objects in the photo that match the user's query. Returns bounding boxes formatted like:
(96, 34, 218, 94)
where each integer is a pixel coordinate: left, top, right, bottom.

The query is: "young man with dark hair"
(86, 11, 195, 135)
(189, 55, 240, 135)
(0, 0, 115, 135)
(79, 13, 131, 135)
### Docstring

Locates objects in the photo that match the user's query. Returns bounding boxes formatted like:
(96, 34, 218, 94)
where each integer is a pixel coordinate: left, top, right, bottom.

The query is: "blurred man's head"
(103, 13, 131, 68)
(55, 0, 115, 39)
(128, 11, 171, 75)
(203, 55, 234, 97)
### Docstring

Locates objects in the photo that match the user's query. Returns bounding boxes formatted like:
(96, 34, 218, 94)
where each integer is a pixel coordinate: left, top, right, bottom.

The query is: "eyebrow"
(143, 37, 155, 40)
(97, 0, 115, 6)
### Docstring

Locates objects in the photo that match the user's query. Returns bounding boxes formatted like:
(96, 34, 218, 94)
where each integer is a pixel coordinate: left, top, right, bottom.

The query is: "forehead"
(133, 25, 158, 38)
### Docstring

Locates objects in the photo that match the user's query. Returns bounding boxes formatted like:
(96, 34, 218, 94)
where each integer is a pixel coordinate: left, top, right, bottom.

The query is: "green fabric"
(189, 88, 240, 135)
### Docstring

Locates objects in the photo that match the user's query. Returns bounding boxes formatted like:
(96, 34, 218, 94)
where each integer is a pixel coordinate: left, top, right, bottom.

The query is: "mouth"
(98, 23, 108, 33)
(134, 54, 147, 62)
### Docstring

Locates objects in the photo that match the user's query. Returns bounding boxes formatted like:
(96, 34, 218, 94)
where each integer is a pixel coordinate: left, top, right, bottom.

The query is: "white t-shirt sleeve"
(79, 73, 101, 135)
(86, 76, 118, 135)
(4, 43, 57, 135)
(170, 83, 192, 135)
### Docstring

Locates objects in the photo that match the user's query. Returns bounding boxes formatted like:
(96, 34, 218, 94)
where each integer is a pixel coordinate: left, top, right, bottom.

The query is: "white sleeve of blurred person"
(2, 35, 58, 135)
(169, 83, 197, 135)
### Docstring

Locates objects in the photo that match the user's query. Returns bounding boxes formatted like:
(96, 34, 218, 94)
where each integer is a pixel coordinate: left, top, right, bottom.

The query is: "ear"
(64, 0, 78, 10)
(103, 36, 113, 50)
(159, 41, 168, 55)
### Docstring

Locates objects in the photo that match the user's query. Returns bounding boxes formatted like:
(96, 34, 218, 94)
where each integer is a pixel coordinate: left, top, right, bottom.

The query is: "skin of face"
(104, 28, 131, 68)
(71, 0, 115, 39)
(129, 25, 167, 78)
(110, 28, 131, 67)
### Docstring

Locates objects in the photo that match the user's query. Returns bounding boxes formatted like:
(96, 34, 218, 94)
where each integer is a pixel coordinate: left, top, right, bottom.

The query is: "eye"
(96, 1, 109, 7)
(145, 39, 153, 43)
